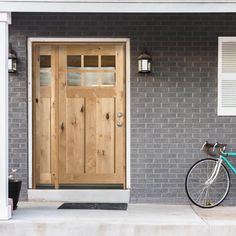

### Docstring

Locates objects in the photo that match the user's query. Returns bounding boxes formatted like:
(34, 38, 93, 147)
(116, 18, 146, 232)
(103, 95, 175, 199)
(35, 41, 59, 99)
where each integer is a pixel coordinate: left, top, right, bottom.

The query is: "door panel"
(85, 96, 97, 174)
(39, 97, 51, 184)
(33, 45, 58, 187)
(33, 42, 126, 188)
(58, 44, 125, 185)
(66, 98, 85, 175)
(96, 98, 115, 174)
(83, 97, 115, 175)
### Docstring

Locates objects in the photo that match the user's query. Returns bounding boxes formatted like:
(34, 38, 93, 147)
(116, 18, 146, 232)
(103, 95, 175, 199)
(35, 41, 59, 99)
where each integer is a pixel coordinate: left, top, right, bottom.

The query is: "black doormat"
(58, 203, 128, 210)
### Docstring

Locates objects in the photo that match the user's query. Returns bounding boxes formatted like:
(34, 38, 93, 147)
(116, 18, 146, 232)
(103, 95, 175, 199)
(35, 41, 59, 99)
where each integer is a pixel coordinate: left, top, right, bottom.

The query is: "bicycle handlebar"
(201, 141, 227, 157)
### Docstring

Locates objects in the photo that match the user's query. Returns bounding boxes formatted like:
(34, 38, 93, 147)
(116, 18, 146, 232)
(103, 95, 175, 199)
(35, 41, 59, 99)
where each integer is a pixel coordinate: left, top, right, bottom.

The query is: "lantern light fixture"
(138, 51, 152, 73)
(8, 43, 17, 73)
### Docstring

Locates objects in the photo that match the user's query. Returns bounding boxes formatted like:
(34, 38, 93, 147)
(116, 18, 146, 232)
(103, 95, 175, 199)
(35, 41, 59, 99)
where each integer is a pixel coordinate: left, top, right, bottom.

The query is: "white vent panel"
(222, 80, 236, 107)
(222, 42, 236, 73)
(218, 38, 236, 115)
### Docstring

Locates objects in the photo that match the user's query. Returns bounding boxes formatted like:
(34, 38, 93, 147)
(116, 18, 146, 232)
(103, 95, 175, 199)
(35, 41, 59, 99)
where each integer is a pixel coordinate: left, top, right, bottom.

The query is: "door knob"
(117, 121, 123, 127)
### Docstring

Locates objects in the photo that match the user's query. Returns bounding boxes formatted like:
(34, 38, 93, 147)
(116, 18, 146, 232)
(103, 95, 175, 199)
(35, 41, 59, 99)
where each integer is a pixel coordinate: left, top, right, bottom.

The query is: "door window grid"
(67, 55, 116, 87)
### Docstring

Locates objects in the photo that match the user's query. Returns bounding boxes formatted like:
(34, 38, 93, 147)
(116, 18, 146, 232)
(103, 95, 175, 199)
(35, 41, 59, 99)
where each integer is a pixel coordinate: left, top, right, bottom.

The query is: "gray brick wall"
(9, 13, 236, 204)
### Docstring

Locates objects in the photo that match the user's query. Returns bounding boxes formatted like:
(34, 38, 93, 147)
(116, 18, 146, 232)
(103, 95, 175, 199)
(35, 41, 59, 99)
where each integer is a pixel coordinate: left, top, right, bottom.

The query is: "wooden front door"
(33, 43, 126, 189)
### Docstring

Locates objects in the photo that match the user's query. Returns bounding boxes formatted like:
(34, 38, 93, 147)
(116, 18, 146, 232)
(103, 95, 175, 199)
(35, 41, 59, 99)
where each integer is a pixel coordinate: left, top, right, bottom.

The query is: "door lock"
(117, 112, 123, 118)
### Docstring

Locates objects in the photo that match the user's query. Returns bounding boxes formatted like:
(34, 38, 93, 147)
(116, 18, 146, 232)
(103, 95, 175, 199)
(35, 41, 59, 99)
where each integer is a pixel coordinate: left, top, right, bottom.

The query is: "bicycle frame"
(205, 151, 236, 185)
(220, 152, 236, 174)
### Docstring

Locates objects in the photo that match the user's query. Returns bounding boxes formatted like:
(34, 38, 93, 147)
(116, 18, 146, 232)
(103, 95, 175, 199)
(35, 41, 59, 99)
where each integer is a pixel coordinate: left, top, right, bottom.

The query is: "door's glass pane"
(101, 56, 116, 68)
(101, 72, 115, 86)
(67, 56, 82, 86)
(67, 55, 81, 69)
(84, 71, 98, 86)
(40, 55, 51, 86)
(67, 72, 82, 86)
(84, 56, 98, 67)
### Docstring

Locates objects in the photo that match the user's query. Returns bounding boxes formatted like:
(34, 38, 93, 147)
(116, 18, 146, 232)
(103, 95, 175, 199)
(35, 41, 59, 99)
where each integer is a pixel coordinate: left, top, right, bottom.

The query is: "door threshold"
(35, 184, 124, 189)
(28, 189, 130, 203)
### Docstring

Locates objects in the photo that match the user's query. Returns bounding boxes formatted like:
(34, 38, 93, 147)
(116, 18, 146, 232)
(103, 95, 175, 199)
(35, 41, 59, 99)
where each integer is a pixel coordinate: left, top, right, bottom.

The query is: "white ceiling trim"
(2, 0, 236, 2)
(1, 1, 236, 12)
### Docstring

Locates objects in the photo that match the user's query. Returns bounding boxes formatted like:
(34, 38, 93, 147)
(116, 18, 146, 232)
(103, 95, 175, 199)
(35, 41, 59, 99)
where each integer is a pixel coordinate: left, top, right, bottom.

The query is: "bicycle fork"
(205, 159, 223, 186)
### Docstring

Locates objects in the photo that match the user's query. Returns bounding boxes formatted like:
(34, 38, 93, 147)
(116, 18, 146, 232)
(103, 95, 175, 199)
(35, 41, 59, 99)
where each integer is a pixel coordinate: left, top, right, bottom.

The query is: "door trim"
(27, 37, 131, 190)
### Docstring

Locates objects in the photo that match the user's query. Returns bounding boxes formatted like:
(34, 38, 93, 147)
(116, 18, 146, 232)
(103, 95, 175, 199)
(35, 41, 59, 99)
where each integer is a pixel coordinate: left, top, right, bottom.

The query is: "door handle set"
(117, 112, 123, 127)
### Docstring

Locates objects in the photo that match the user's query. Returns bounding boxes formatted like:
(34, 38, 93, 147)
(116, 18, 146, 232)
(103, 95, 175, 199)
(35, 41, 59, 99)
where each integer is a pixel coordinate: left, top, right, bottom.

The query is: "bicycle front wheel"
(185, 158, 230, 208)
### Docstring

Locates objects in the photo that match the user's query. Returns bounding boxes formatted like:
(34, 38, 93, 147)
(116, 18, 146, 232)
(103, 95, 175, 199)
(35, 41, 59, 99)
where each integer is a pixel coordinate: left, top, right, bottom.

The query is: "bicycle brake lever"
(213, 142, 218, 152)
(200, 141, 207, 151)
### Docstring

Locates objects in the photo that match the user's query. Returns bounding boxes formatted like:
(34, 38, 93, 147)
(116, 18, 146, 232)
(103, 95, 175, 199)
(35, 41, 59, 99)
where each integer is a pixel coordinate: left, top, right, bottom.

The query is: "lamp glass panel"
(142, 59, 148, 71)
(138, 60, 142, 72)
(8, 59, 13, 71)
(148, 61, 151, 71)
(12, 59, 17, 71)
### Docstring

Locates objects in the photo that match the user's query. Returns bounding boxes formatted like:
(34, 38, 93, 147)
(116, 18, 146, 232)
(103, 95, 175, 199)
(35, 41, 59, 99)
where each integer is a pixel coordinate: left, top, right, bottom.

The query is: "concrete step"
(0, 202, 236, 236)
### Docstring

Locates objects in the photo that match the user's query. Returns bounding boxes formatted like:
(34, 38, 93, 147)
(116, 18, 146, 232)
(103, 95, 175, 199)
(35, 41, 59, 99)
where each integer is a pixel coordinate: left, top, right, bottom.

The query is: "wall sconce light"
(8, 43, 17, 73)
(138, 51, 151, 73)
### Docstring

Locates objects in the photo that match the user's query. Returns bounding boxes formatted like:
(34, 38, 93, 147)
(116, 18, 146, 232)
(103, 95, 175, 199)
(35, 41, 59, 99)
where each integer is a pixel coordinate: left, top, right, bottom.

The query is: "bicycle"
(185, 141, 236, 208)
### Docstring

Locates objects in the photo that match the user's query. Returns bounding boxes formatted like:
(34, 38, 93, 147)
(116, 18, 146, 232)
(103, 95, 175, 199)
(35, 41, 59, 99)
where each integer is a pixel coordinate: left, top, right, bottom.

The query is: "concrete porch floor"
(0, 202, 236, 236)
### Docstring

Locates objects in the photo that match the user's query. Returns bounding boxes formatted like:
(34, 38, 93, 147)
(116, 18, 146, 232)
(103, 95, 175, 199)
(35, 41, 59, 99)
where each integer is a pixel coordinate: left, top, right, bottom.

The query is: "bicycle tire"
(185, 158, 230, 208)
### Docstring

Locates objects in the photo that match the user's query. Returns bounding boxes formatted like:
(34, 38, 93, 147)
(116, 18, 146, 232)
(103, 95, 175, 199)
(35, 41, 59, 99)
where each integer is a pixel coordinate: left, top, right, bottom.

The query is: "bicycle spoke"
(196, 187, 206, 204)
(189, 186, 205, 199)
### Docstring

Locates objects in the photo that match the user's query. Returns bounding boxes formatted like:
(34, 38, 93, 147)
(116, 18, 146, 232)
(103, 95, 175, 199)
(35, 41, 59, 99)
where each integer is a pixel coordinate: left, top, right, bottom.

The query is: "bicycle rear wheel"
(185, 158, 230, 208)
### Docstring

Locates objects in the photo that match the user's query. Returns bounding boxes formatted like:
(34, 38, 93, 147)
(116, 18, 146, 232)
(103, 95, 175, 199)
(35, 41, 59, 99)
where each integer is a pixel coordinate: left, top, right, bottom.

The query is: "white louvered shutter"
(218, 38, 236, 115)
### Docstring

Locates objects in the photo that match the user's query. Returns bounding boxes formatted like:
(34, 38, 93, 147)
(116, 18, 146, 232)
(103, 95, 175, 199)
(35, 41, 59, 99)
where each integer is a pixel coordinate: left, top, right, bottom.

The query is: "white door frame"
(27, 37, 131, 190)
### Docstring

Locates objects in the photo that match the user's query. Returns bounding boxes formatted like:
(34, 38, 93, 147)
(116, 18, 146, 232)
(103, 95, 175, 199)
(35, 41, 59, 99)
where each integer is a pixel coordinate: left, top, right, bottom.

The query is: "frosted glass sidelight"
(40, 55, 51, 86)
